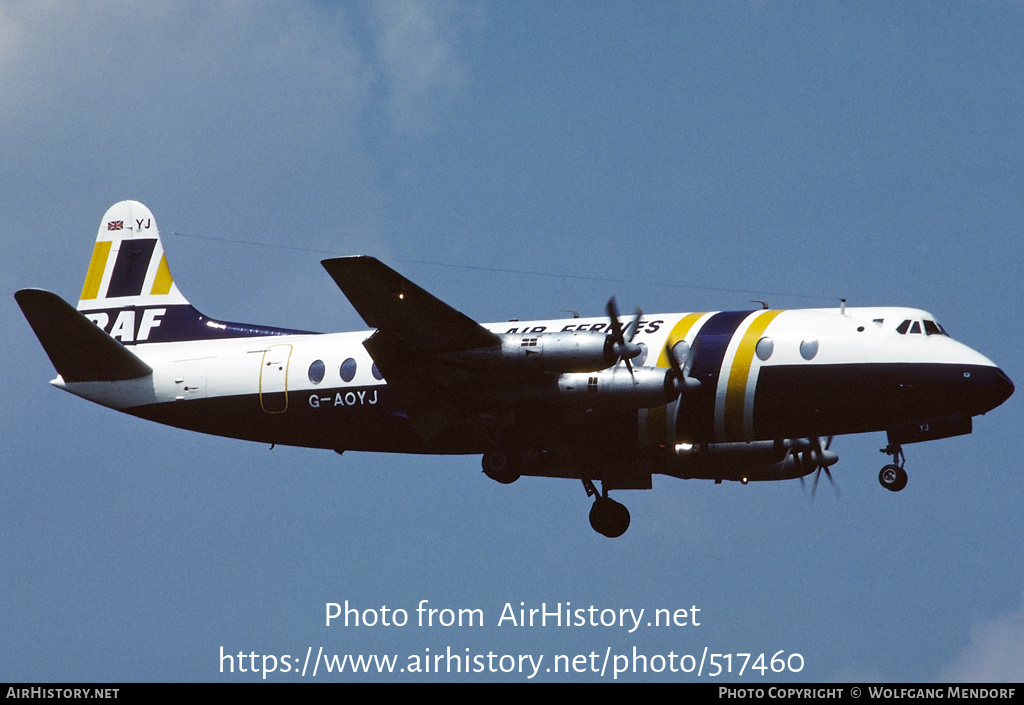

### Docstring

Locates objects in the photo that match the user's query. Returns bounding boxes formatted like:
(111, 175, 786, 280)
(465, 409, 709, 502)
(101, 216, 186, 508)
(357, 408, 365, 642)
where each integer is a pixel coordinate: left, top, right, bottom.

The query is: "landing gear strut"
(878, 443, 908, 492)
(583, 479, 630, 538)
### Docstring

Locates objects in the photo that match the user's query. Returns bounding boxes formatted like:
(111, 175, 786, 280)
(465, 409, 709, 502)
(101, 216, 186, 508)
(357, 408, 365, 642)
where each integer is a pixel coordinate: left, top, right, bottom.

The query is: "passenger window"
(308, 359, 325, 384)
(340, 358, 357, 382)
(371, 363, 384, 380)
(799, 338, 818, 361)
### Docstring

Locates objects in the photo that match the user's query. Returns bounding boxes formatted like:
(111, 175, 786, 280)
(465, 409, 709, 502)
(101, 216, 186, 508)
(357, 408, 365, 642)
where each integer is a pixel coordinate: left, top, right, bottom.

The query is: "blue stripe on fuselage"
(82, 303, 317, 343)
(676, 310, 752, 443)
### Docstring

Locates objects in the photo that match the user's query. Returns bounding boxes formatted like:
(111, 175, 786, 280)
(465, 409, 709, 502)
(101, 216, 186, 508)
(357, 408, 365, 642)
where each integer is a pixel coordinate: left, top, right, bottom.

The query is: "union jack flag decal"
(107, 221, 123, 231)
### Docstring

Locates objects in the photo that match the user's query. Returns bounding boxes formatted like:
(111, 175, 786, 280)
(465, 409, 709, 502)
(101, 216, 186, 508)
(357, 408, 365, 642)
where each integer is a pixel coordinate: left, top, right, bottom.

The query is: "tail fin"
(73, 201, 313, 343)
(79, 200, 190, 310)
(75, 201, 196, 343)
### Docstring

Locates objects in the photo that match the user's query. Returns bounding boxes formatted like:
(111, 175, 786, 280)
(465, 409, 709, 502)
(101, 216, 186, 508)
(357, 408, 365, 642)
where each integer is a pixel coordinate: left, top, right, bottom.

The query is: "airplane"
(15, 201, 1015, 537)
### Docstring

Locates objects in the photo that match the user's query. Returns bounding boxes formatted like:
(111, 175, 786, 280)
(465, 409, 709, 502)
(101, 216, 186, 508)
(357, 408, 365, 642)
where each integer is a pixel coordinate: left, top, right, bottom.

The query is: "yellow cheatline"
(648, 312, 707, 446)
(80, 241, 112, 301)
(654, 312, 707, 368)
(150, 254, 174, 295)
(724, 309, 784, 440)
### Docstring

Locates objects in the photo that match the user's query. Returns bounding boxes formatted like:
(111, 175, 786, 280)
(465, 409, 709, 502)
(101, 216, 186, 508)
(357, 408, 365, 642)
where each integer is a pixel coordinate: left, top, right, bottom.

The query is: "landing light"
(674, 443, 693, 453)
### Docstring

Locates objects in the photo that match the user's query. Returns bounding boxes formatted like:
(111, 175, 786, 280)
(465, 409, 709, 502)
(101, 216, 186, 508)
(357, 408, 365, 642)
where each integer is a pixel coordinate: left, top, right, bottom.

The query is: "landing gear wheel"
(482, 451, 520, 484)
(878, 464, 908, 492)
(589, 497, 631, 538)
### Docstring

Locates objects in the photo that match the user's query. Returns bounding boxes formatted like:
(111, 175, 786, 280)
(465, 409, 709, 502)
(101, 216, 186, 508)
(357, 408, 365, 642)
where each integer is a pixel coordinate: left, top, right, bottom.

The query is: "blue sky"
(2, 1, 1022, 682)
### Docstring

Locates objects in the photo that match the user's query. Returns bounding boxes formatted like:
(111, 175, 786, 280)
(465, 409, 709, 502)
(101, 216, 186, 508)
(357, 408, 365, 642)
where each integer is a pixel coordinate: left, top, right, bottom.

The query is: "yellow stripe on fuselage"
(80, 240, 112, 301)
(655, 312, 707, 368)
(646, 312, 708, 447)
(723, 309, 784, 440)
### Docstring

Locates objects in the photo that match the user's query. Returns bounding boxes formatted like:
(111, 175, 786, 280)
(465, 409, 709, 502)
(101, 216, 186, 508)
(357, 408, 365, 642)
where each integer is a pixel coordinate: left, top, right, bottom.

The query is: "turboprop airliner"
(15, 201, 1014, 537)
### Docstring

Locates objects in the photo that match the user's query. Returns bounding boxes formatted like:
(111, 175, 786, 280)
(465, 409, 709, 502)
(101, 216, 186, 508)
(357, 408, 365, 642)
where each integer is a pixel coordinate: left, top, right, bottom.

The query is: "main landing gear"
(878, 443, 908, 492)
(482, 451, 631, 537)
(481, 450, 520, 485)
(583, 479, 630, 538)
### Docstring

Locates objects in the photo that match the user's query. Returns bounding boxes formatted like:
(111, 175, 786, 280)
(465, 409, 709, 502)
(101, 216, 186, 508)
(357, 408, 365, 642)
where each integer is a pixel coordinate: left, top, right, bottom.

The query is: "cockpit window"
(896, 318, 949, 336)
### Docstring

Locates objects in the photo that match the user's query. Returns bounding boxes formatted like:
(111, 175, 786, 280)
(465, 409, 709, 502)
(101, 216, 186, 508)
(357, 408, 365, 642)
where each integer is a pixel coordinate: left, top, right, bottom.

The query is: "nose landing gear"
(878, 443, 908, 492)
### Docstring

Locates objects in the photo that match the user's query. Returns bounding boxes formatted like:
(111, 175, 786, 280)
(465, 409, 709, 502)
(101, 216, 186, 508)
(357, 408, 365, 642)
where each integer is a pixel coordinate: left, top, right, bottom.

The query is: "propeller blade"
(791, 437, 840, 503)
(606, 296, 641, 377)
(823, 467, 839, 497)
(666, 340, 701, 391)
(628, 307, 643, 343)
(683, 338, 700, 379)
(606, 297, 626, 346)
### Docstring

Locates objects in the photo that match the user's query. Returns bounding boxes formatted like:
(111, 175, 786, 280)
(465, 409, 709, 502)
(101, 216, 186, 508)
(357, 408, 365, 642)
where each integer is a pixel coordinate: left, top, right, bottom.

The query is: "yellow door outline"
(259, 344, 292, 414)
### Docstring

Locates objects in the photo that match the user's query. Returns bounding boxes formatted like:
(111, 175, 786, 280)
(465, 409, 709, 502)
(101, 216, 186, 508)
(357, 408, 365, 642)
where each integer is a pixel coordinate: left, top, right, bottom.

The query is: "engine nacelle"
(658, 441, 795, 481)
(451, 331, 620, 373)
(557, 366, 677, 408)
(502, 331, 620, 372)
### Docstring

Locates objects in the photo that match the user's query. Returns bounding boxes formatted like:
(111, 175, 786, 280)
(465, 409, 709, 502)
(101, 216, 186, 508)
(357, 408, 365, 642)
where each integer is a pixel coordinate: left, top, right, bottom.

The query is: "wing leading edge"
(321, 256, 499, 354)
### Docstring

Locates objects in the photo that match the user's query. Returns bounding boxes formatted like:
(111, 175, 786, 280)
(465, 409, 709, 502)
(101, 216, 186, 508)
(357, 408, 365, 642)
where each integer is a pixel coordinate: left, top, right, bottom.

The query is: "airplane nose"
(973, 366, 1014, 414)
(994, 367, 1015, 407)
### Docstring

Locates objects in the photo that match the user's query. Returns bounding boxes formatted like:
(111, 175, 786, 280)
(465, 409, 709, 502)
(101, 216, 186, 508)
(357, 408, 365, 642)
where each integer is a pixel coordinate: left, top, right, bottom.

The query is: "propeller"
(794, 436, 839, 500)
(665, 339, 702, 392)
(606, 297, 643, 376)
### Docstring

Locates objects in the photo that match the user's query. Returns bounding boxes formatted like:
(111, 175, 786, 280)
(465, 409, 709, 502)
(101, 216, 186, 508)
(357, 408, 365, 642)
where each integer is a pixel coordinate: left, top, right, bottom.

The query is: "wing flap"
(15, 289, 153, 382)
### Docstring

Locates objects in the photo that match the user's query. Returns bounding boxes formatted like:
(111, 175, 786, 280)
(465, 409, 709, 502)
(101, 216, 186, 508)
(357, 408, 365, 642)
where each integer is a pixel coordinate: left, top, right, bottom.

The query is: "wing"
(321, 256, 501, 439)
(321, 256, 499, 354)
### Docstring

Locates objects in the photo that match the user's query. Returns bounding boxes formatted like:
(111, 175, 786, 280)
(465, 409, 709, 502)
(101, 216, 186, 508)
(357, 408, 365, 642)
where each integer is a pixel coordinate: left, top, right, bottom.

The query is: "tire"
(482, 451, 520, 484)
(879, 464, 908, 492)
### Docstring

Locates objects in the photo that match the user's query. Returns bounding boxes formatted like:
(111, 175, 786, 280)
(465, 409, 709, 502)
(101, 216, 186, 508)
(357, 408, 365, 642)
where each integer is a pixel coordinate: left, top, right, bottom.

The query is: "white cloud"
(370, 0, 481, 135)
(937, 594, 1024, 682)
(0, 0, 478, 138)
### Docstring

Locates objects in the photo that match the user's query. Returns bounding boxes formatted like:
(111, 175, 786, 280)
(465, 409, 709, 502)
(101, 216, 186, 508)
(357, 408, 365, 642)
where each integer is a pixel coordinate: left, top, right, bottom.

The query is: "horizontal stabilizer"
(15, 289, 153, 382)
(322, 256, 499, 354)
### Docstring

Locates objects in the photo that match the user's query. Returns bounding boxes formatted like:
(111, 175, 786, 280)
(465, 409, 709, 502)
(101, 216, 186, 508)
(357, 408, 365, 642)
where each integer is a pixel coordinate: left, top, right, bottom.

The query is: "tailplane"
(15, 289, 152, 382)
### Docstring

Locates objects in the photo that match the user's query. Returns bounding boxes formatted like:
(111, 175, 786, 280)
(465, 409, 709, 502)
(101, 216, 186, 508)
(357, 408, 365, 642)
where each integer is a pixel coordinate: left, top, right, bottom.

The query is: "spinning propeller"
(606, 297, 644, 376)
(665, 338, 702, 393)
(794, 436, 839, 500)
